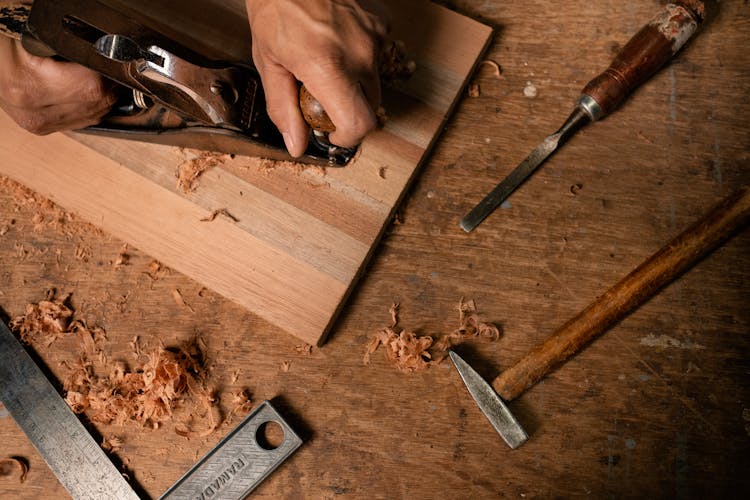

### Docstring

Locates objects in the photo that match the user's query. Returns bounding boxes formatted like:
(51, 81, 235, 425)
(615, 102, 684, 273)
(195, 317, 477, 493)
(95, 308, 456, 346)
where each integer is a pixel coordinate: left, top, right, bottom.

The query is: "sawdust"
(364, 300, 501, 372)
(145, 260, 170, 281)
(112, 245, 130, 269)
(101, 436, 124, 453)
(294, 343, 313, 356)
(175, 148, 232, 193)
(0, 175, 101, 239)
(0, 457, 28, 484)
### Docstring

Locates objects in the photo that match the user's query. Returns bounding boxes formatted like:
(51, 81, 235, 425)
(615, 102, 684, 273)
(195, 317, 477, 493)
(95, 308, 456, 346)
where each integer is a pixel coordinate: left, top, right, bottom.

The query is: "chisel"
(460, 2, 705, 233)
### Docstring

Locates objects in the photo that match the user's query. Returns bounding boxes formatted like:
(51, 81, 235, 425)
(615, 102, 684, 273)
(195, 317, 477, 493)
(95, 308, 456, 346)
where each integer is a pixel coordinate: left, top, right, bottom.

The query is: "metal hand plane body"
(24, 0, 355, 166)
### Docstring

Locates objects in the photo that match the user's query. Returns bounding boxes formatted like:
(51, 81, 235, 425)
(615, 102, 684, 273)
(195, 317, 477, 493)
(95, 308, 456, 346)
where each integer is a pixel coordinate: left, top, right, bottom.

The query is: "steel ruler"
(0, 318, 302, 499)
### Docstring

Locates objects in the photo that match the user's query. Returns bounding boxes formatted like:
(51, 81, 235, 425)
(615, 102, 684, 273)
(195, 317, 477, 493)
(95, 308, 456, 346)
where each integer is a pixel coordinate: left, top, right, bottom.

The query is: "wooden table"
(1, 0, 748, 497)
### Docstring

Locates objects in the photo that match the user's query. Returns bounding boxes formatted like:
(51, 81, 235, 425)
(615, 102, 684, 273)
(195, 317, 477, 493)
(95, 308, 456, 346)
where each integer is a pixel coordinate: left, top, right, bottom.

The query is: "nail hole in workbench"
(256, 420, 284, 450)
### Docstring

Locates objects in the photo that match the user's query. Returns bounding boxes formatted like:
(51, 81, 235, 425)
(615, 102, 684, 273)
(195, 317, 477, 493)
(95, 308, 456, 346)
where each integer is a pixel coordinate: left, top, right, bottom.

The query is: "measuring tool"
(0, 319, 302, 499)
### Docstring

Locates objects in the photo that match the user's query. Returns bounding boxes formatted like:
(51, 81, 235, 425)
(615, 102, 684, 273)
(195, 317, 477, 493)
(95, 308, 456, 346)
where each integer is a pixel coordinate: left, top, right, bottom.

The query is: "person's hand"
(0, 37, 116, 135)
(245, 0, 388, 157)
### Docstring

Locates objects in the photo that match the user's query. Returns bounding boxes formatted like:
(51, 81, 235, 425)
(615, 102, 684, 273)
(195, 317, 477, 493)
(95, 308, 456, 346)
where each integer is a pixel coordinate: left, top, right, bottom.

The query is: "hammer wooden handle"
(493, 186, 750, 402)
(581, 2, 703, 119)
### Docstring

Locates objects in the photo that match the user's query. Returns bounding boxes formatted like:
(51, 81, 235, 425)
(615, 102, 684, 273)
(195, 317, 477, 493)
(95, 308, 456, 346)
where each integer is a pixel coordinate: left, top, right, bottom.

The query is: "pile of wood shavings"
(175, 148, 232, 193)
(0, 457, 28, 484)
(63, 335, 217, 434)
(8, 289, 104, 348)
(364, 300, 500, 373)
(10, 292, 250, 437)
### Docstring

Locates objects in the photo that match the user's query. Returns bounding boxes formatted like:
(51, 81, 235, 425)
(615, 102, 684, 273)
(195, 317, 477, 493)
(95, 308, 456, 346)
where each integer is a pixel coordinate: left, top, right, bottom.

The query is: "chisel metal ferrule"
(577, 94, 603, 121)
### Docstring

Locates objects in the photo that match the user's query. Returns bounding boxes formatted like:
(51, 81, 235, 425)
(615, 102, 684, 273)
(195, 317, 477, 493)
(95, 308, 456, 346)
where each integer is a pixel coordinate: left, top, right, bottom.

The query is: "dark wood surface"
(1, 0, 749, 498)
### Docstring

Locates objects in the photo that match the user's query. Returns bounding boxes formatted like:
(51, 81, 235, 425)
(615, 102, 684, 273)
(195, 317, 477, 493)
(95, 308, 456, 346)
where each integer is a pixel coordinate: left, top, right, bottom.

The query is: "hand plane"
(21, 0, 356, 166)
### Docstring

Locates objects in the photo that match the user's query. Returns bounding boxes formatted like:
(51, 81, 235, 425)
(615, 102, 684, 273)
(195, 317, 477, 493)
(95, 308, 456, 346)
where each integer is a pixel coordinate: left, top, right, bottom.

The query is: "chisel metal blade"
(459, 132, 561, 233)
(460, 106, 590, 233)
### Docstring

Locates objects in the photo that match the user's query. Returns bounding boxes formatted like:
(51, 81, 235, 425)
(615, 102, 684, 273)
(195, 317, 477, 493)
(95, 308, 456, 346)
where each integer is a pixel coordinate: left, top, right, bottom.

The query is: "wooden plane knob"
(299, 85, 336, 134)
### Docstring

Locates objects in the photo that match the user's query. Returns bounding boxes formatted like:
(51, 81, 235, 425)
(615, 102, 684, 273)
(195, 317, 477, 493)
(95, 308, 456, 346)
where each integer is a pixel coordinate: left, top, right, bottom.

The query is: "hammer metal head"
(449, 350, 528, 449)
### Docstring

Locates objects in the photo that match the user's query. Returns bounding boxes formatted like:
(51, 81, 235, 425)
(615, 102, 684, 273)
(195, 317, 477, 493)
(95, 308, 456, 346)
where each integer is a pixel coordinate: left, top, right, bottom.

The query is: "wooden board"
(0, 0, 492, 346)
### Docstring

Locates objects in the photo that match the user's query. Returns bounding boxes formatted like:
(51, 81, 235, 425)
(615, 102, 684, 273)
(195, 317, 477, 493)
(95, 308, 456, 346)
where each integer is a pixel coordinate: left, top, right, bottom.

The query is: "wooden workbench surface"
(1, 0, 748, 497)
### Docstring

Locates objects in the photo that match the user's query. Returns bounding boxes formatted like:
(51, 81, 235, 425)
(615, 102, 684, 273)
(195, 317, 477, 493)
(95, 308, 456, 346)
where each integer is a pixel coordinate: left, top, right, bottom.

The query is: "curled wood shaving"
(0, 457, 28, 484)
(200, 208, 239, 223)
(364, 300, 501, 372)
(10, 289, 73, 346)
(63, 336, 212, 431)
(479, 59, 503, 79)
(224, 389, 253, 426)
(176, 149, 231, 193)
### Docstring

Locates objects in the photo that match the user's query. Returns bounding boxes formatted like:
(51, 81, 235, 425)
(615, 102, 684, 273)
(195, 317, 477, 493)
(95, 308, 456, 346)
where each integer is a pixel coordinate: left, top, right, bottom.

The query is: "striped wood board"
(0, 0, 492, 345)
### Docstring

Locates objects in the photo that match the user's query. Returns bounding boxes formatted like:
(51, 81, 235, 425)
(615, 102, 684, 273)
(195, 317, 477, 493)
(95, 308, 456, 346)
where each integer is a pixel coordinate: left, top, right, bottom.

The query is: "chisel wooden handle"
(493, 186, 750, 402)
(580, 2, 703, 119)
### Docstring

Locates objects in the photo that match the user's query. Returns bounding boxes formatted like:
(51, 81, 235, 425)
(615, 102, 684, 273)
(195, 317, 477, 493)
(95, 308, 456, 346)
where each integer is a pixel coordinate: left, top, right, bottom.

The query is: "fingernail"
(282, 132, 297, 156)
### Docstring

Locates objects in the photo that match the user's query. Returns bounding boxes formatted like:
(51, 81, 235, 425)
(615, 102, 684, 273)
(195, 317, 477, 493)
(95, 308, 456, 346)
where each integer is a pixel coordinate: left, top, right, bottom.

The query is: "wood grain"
(0, 0, 748, 498)
(0, 0, 493, 345)
(493, 186, 750, 401)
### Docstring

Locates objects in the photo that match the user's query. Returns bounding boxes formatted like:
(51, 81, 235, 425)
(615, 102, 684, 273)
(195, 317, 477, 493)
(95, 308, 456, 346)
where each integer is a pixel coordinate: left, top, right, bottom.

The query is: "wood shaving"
(224, 389, 253, 426)
(200, 208, 239, 223)
(0, 457, 28, 484)
(230, 368, 242, 383)
(280, 361, 291, 373)
(479, 59, 503, 79)
(10, 289, 74, 346)
(468, 82, 481, 98)
(171, 289, 195, 313)
(364, 300, 501, 372)
(74, 244, 91, 262)
(294, 344, 313, 356)
(176, 149, 231, 193)
(145, 260, 170, 281)
(569, 183, 583, 196)
(63, 335, 213, 431)
(379, 39, 417, 82)
(113, 245, 130, 269)
(101, 436, 124, 453)
(174, 386, 221, 439)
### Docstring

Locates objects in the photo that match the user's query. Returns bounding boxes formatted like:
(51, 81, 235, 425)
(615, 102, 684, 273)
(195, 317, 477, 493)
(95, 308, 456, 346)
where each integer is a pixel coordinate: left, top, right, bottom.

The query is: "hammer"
(451, 186, 750, 448)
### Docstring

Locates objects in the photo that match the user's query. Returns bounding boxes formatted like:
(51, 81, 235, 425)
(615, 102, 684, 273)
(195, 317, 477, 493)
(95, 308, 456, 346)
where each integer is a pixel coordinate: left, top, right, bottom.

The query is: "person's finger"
(254, 58, 309, 157)
(305, 74, 377, 148)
